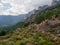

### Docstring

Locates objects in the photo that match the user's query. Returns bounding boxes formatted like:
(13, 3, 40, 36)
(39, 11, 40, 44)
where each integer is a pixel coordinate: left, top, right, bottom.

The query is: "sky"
(0, 0, 52, 16)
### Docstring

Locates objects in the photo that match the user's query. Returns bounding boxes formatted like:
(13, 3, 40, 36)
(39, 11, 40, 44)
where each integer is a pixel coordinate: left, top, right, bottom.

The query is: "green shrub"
(34, 32, 42, 41)
(7, 41, 14, 45)
(23, 22, 30, 27)
(47, 41, 54, 45)
(39, 39, 47, 45)
(0, 30, 7, 36)
(15, 41, 25, 45)
(48, 29, 55, 33)
(9, 36, 21, 41)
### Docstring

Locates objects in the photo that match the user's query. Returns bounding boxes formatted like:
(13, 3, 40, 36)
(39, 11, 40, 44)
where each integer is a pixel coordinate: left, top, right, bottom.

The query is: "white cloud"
(0, 0, 52, 15)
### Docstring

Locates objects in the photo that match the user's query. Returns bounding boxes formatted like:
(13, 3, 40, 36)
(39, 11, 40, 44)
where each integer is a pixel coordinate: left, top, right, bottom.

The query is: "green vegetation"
(15, 41, 25, 45)
(39, 39, 47, 45)
(0, 30, 7, 36)
(0, 22, 29, 36)
(34, 5, 60, 24)
(0, 27, 60, 45)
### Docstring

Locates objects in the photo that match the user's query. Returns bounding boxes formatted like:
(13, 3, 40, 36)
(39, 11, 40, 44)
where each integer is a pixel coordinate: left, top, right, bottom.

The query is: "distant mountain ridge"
(0, 14, 27, 27)
(26, 0, 60, 23)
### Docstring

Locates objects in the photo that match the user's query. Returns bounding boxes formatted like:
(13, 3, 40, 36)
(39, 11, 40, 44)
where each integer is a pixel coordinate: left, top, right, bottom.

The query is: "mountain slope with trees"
(0, 0, 60, 45)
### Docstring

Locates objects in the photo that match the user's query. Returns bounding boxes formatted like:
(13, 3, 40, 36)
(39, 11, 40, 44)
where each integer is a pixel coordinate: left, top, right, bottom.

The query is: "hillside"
(0, 0, 60, 45)
(0, 15, 60, 45)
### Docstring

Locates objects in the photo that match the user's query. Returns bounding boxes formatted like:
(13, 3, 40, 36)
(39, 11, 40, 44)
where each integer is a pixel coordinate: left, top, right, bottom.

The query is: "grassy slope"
(0, 27, 60, 45)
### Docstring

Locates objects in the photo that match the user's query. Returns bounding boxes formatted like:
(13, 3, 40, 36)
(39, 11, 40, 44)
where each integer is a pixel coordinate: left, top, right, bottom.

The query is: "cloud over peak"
(0, 0, 52, 15)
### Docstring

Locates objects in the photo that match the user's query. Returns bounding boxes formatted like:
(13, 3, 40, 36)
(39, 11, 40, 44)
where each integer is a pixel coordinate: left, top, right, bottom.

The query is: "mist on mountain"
(0, 14, 27, 27)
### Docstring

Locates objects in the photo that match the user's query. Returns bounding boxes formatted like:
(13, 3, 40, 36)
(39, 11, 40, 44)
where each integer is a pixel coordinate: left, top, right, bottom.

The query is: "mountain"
(0, 0, 60, 45)
(0, 15, 60, 45)
(26, 0, 60, 24)
(0, 14, 27, 27)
